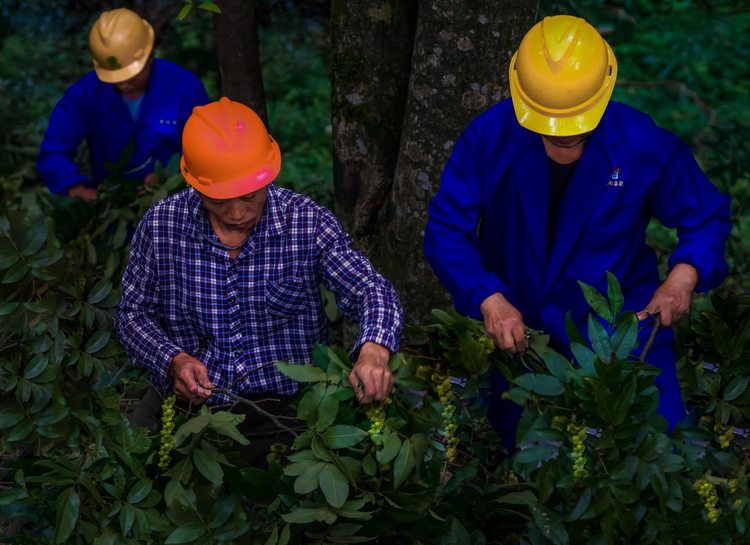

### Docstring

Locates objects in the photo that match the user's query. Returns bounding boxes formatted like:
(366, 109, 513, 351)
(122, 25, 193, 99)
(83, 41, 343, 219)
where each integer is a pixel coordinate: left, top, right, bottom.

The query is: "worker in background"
(425, 15, 731, 448)
(38, 8, 209, 200)
(116, 98, 403, 465)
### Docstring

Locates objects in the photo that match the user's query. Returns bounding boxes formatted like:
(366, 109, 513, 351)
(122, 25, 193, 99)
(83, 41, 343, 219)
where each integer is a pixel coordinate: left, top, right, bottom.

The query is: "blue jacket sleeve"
(178, 76, 210, 127)
(37, 87, 89, 195)
(648, 140, 731, 292)
(424, 122, 508, 319)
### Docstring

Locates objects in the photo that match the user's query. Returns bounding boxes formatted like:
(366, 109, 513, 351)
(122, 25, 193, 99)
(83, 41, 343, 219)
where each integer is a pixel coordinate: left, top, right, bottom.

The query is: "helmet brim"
(92, 21, 155, 84)
(182, 137, 283, 200)
(509, 43, 618, 136)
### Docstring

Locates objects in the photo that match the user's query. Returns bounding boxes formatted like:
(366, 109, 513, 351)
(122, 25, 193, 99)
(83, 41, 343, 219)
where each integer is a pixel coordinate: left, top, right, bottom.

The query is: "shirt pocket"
(265, 277, 310, 318)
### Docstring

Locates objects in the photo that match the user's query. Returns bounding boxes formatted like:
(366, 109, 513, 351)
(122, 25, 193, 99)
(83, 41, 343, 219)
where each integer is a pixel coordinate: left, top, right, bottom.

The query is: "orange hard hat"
(181, 98, 282, 200)
(89, 8, 154, 84)
(509, 15, 617, 136)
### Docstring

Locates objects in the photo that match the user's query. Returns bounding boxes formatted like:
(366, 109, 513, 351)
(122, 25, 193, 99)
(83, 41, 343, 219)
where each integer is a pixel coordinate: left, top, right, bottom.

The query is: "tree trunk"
(374, 0, 538, 325)
(212, 0, 269, 127)
(330, 0, 416, 255)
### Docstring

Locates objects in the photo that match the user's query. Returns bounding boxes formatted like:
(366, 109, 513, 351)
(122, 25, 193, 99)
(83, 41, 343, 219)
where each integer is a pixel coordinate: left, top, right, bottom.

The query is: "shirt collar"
(184, 184, 287, 243)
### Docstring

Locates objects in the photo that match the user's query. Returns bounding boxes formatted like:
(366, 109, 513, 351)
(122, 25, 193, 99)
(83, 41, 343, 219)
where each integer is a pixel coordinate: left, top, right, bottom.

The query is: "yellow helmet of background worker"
(181, 98, 282, 200)
(89, 8, 155, 84)
(509, 15, 617, 136)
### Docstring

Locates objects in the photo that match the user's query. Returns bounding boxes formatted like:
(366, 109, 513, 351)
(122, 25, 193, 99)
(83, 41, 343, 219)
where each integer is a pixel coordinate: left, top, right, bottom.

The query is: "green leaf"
(0, 249, 19, 270)
(193, 448, 224, 484)
(85, 329, 110, 354)
(611, 312, 639, 361)
(448, 517, 471, 545)
(614, 375, 637, 425)
(322, 425, 368, 449)
(176, 4, 192, 20)
(197, 2, 222, 13)
(8, 418, 33, 441)
(362, 454, 376, 476)
(514, 443, 558, 464)
(281, 506, 337, 524)
(731, 318, 749, 360)
(705, 313, 733, 359)
(0, 407, 24, 429)
(0, 488, 27, 506)
(571, 343, 597, 376)
(723, 376, 747, 401)
(578, 280, 613, 323)
(275, 362, 327, 382)
(606, 271, 624, 317)
(495, 490, 537, 505)
(542, 351, 572, 384)
(376, 429, 402, 464)
(513, 374, 564, 396)
(590, 378, 616, 423)
(21, 222, 47, 256)
(319, 463, 349, 508)
(567, 488, 591, 521)
(0, 302, 19, 316)
(611, 483, 641, 504)
(588, 314, 613, 363)
(315, 389, 339, 431)
(119, 502, 135, 536)
(394, 438, 416, 489)
(87, 279, 113, 304)
(127, 478, 153, 504)
(294, 461, 326, 494)
(54, 488, 80, 544)
(24, 354, 49, 380)
(312, 434, 333, 462)
(2, 261, 28, 283)
(165, 522, 207, 544)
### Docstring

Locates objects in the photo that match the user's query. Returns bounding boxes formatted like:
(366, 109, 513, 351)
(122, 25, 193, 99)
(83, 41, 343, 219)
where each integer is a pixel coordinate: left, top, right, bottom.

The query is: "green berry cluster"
(366, 397, 391, 437)
(266, 442, 288, 464)
(694, 479, 721, 524)
(567, 421, 589, 480)
(416, 364, 460, 461)
(713, 422, 734, 449)
(158, 395, 177, 470)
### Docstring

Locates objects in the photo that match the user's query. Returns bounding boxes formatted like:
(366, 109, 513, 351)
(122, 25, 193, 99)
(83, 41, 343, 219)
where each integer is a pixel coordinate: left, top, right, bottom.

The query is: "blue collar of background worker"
(37, 58, 210, 196)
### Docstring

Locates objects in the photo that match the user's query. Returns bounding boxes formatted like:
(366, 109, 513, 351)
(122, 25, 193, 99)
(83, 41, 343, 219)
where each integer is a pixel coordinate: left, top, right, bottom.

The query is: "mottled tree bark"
(330, 0, 417, 255)
(213, 0, 269, 127)
(376, 0, 538, 325)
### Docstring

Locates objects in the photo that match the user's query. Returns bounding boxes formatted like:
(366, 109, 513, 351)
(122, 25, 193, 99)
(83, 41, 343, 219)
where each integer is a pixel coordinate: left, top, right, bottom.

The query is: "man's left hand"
(637, 263, 699, 327)
(348, 342, 393, 404)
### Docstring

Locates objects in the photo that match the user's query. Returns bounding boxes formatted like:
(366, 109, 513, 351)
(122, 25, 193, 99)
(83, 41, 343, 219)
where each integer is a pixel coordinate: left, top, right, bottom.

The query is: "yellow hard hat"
(89, 8, 155, 84)
(509, 15, 617, 136)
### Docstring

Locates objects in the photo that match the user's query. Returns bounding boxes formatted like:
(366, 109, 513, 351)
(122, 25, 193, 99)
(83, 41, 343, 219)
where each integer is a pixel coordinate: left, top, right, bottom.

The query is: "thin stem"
(211, 387, 299, 438)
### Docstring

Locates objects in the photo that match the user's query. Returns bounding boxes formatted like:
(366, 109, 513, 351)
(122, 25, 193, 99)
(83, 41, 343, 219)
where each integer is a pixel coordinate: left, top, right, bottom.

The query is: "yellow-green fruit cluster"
(694, 479, 721, 524)
(266, 442, 288, 464)
(476, 334, 495, 356)
(434, 371, 459, 462)
(568, 422, 589, 479)
(366, 397, 391, 437)
(729, 479, 738, 495)
(713, 423, 733, 449)
(158, 395, 177, 470)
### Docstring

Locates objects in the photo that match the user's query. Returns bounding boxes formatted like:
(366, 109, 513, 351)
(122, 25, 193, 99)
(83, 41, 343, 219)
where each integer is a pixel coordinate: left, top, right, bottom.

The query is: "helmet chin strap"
(189, 205, 252, 251)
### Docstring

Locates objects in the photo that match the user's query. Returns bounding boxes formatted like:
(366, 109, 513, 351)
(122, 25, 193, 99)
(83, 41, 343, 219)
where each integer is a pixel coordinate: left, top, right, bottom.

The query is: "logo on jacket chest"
(159, 119, 178, 126)
(607, 167, 624, 187)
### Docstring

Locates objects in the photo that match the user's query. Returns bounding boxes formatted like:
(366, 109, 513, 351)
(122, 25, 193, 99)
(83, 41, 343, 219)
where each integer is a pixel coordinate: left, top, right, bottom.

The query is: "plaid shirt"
(115, 185, 403, 404)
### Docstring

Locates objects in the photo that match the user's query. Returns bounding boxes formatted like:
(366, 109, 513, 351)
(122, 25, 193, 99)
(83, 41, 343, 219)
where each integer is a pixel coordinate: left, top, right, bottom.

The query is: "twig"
(211, 388, 299, 438)
(231, 361, 281, 389)
(106, 362, 129, 388)
(639, 316, 662, 364)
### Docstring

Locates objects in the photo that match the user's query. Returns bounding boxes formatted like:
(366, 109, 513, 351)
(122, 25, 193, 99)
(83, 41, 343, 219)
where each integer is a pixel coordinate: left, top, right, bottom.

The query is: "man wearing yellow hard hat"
(115, 98, 403, 465)
(425, 16, 731, 446)
(37, 8, 209, 200)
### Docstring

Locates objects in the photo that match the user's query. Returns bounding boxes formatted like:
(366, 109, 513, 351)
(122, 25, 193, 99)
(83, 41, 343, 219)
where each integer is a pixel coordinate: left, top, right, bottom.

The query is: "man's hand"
(169, 352, 215, 404)
(348, 342, 393, 404)
(480, 293, 528, 354)
(637, 263, 698, 327)
(68, 183, 98, 202)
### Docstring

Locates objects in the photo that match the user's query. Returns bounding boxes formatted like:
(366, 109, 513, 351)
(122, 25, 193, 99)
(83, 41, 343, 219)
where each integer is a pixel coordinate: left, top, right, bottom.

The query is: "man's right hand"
(169, 352, 215, 404)
(480, 293, 529, 354)
(67, 183, 98, 202)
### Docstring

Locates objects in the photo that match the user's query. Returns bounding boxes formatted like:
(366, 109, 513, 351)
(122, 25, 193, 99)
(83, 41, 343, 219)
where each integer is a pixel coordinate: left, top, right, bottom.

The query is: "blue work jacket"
(425, 100, 731, 353)
(38, 59, 209, 195)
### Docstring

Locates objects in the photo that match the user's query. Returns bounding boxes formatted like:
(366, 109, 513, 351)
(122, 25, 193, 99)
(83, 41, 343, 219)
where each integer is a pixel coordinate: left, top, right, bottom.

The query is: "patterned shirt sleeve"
(316, 209, 403, 355)
(115, 214, 184, 384)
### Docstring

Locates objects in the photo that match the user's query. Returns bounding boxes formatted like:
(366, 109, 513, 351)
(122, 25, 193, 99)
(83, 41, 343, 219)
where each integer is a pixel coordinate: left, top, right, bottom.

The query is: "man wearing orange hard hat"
(115, 98, 403, 464)
(425, 16, 731, 446)
(38, 8, 209, 200)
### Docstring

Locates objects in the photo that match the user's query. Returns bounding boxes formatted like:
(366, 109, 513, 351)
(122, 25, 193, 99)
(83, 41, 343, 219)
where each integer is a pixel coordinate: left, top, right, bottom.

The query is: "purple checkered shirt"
(115, 185, 403, 404)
